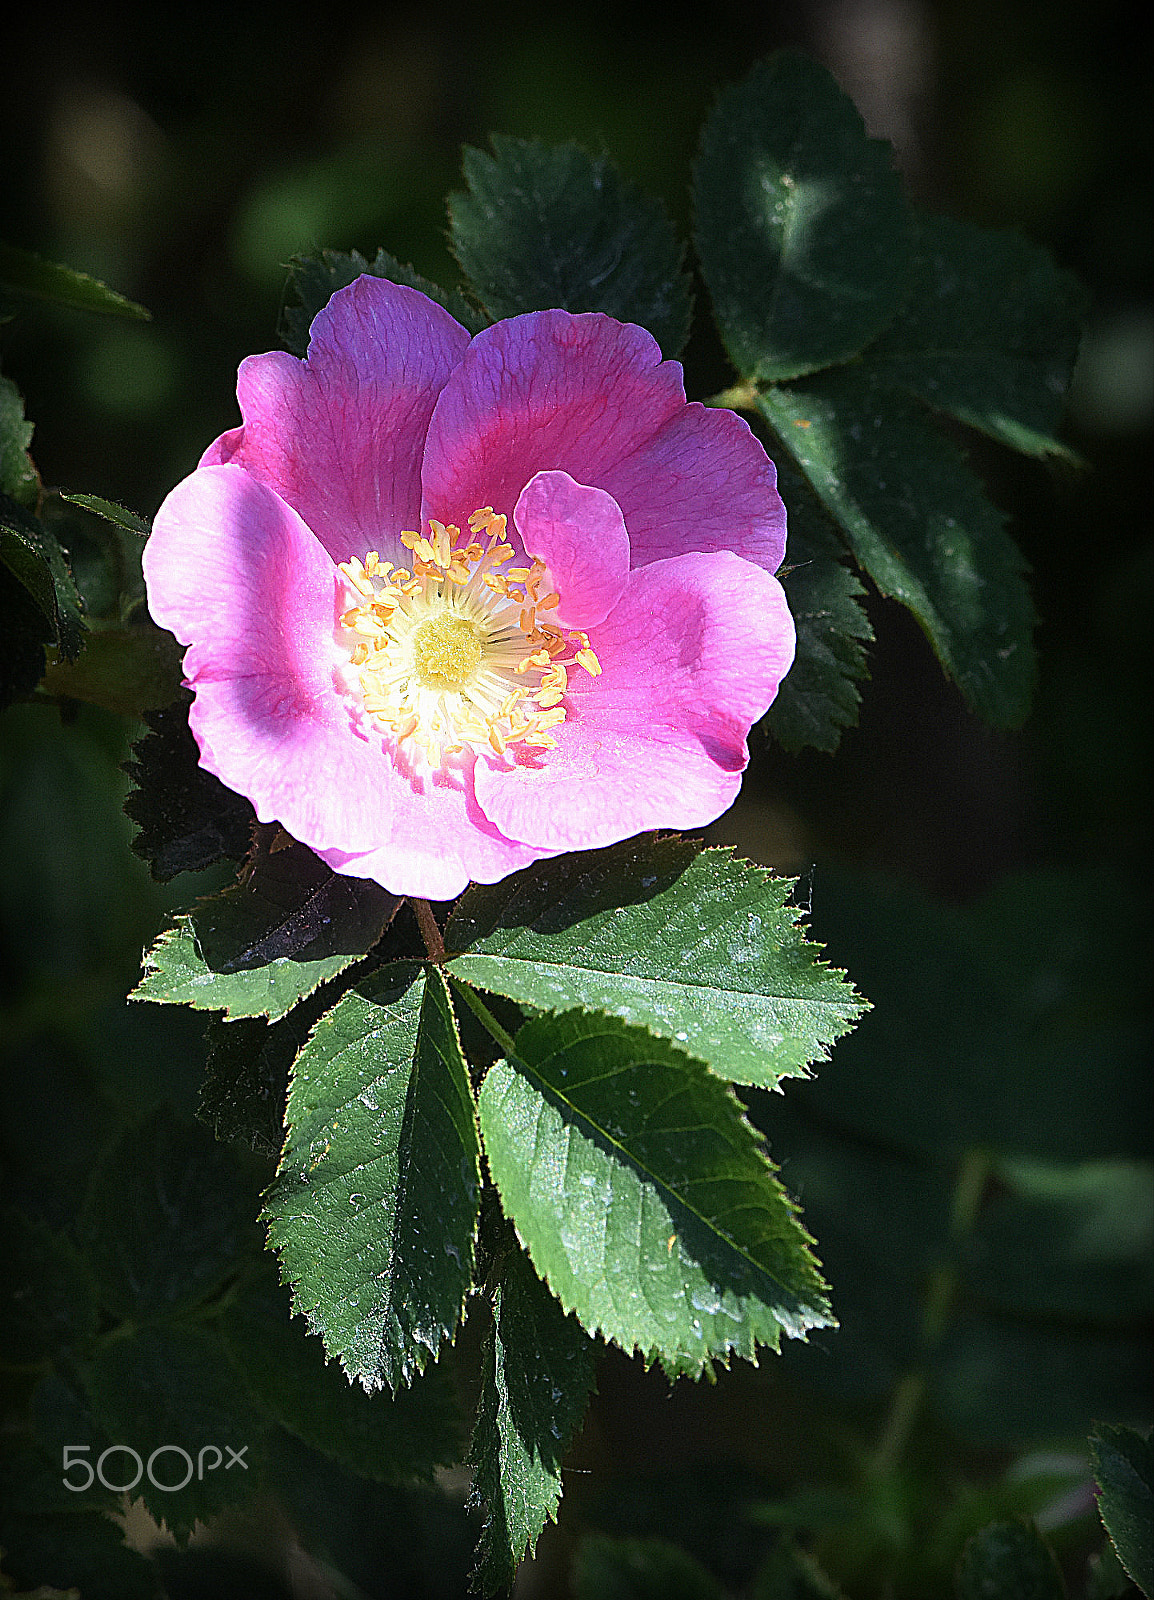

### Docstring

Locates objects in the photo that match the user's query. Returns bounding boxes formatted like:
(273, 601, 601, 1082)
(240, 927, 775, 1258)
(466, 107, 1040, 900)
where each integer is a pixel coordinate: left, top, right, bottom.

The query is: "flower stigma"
(338, 507, 602, 769)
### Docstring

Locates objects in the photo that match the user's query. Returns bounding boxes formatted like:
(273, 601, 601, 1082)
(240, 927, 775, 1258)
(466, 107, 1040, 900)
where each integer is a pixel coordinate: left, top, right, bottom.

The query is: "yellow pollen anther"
(336, 509, 606, 770)
(412, 614, 484, 690)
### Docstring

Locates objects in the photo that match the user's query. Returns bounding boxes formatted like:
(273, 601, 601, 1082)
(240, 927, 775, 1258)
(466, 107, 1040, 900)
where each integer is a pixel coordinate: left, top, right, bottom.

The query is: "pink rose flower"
(143, 276, 794, 899)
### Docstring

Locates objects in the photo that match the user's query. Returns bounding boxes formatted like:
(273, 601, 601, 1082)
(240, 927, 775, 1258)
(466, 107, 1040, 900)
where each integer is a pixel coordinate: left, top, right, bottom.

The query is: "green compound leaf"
(450, 136, 693, 357)
(470, 1233, 597, 1594)
(955, 1519, 1067, 1600)
(1090, 1425, 1153, 1597)
(134, 836, 400, 1022)
(0, 243, 150, 319)
(265, 963, 481, 1391)
(447, 837, 864, 1089)
(124, 698, 256, 881)
(757, 373, 1037, 729)
(220, 1265, 462, 1485)
(694, 51, 910, 382)
(280, 246, 487, 356)
(478, 1009, 833, 1377)
(0, 371, 39, 507)
(767, 466, 873, 753)
(873, 210, 1088, 460)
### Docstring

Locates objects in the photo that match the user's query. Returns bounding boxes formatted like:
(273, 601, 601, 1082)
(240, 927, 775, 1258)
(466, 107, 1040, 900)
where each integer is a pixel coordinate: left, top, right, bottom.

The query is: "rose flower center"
(412, 613, 485, 690)
(338, 506, 601, 769)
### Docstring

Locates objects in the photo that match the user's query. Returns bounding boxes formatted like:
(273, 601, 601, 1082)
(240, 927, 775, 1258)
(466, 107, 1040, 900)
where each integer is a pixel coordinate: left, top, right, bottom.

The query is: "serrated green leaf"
(1091, 1425, 1153, 1597)
(220, 1265, 461, 1483)
(447, 838, 864, 1089)
(694, 51, 910, 382)
(265, 963, 481, 1391)
(470, 1232, 597, 1593)
(0, 1208, 98, 1362)
(60, 491, 151, 536)
(0, 492, 85, 661)
(757, 373, 1036, 728)
(77, 1104, 259, 1319)
(280, 246, 487, 356)
(767, 467, 872, 752)
(873, 210, 1087, 459)
(0, 370, 39, 507)
(575, 1535, 728, 1600)
(955, 1519, 1067, 1600)
(450, 136, 692, 357)
(86, 1322, 266, 1542)
(123, 697, 255, 881)
(134, 836, 400, 1021)
(0, 243, 150, 319)
(478, 1008, 833, 1377)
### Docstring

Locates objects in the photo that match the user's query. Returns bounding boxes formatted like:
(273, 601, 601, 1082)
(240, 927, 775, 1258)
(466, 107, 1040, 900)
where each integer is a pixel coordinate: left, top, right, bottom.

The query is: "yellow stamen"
(336, 510, 608, 770)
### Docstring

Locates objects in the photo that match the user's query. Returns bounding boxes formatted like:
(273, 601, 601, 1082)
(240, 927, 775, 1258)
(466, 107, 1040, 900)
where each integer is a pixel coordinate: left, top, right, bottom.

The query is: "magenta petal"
(512, 471, 629, 630)
(316, 761, 549, 900)
(599, 402, 788, 574)
(473, 550, 795, 852)
(420, 310, 685, 532)
(209, 277, 471, 563)
(145, 464, 550, 897)
(145, 464, 390, 856)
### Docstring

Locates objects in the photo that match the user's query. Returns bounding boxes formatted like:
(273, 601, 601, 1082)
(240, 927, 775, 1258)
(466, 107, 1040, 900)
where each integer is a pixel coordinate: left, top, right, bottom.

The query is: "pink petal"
(420, 310, 685, 537)
(599, 402, 788, 575)
(202, 277, 471, 564)
(316, 765, 548, 901)
(473, 550, 795, 852)
(145, 464, 549, 898)
(512, 471, 629, 631)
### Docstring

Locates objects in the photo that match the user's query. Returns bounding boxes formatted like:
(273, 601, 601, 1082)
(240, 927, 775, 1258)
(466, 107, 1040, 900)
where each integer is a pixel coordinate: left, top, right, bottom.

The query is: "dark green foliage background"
(2, 2, 1149, 1597)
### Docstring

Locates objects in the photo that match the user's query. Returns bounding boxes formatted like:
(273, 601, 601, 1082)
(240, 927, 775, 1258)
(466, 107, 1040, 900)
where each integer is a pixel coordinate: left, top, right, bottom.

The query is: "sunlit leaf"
(479, 1008, 832, 1377)
(265, 964, 481, 1390)
(448, 838, 864, 1088)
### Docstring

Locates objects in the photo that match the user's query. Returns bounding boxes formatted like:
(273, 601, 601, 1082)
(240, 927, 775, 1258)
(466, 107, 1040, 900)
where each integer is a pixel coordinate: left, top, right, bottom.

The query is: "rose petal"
(316, 760, 548, 901)
(202, 276, 471, 563)
(474, 549, 795, 851)
(145, 463, 549, 897)
(512, 470, 629, 631)
(599, 402, 788, 575)
(420, 309, 685, 537)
